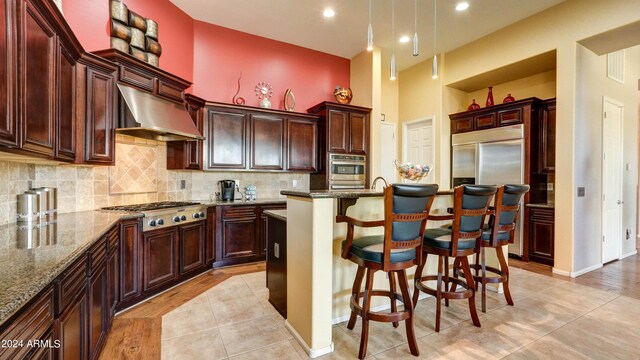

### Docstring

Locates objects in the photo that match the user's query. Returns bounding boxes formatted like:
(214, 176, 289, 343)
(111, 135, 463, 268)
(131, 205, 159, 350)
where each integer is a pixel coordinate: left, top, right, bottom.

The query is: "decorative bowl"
(394, 160, 430, 182)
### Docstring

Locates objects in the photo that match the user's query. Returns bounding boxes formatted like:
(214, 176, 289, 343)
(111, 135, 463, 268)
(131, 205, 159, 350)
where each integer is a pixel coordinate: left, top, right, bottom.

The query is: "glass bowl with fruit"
(394, 160, 431, 182)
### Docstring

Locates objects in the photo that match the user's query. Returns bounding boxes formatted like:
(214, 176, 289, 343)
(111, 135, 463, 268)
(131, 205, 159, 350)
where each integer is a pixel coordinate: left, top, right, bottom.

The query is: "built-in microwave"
(328, 153, 366, 189)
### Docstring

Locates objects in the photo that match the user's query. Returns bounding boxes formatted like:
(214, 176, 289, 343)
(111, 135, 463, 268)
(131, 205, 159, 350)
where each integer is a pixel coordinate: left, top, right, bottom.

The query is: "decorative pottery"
(467, 99, 480, 111)
(232, 73, 246, 105)
(109, 0, 162, 67)
(284, 89, 296, 111)
(503, 93, 515, 103)
(486, 86, 494, 107)
(334, 86, 353, 104)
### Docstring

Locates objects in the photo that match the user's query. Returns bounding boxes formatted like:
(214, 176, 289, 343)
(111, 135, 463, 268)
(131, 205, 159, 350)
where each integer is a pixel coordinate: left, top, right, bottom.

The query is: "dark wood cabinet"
(143, 227, 179, 291)
(449, 98, 541, 135)
(250, 114, 285, 170)
(56, 291, 86, 360)
(87, 261, 106, 360)
(259, 204, 287, 257)
(167, 94, 205, 170)
(54, 43, 77, 161)
(119, 219, 141, 305)
(30, 326, 55, 360)
(206, 207, 216, 265)
(537, 99, 556, 173)
(0, 0, 17, 148)
(307, 102, 371, 189)
(205, 108, 247, 170)
(266, 213, 287, 318)
(106, 245, 118, 328)
(179, 221, 206, 275)
(287, 117, 317, 171)
(528, 207, 554, 266)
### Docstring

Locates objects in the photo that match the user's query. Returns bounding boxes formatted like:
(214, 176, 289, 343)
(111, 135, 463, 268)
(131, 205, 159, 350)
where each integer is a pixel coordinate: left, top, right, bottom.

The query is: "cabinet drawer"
(529, 207, 554, 221)
(498, 108, 522, 126)
(0, 287, 54, 360)
(119, 66, 154, 92)
(55, 254, 87, 315)
(107, 226, 119, 253)
(474, 113, 496, 129)
(88, 236, 108, 275)
(222, 206, 257, 219)
(156, 80, 183, 103)
(452, 117, 473, 133)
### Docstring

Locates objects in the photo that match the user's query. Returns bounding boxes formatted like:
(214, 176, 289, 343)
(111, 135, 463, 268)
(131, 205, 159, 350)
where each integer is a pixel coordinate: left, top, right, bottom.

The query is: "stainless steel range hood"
(116, 84, 203, 141)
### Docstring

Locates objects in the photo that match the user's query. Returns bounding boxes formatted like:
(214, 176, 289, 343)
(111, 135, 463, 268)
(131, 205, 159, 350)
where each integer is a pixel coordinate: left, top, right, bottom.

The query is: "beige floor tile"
(243, 271, 268, 290)
(161, 303, 217, 339)
(219, 315, 290, 357)
(502, 336, 592, 360)
(228, 339, 304, 360)
(582, 295, 640, 327)
(205, 275, 254, 302)
(315, 325, 376, 359)
(338, 315, 421, 356)
(210, 294, 267, 326)
(161, 328, 227, 360)
(164, 293, 210, 316)
(270, 313, 293, 339)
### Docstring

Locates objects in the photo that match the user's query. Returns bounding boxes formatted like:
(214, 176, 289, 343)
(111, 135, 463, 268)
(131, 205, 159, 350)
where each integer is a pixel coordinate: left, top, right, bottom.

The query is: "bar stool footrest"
(415, 275, 474, 300)
(350, 291, 411, 323)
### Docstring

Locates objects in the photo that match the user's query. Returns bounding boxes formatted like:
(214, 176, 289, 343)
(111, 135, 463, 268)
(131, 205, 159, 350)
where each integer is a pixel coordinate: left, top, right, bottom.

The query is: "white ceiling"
(170, 0, 567, 71)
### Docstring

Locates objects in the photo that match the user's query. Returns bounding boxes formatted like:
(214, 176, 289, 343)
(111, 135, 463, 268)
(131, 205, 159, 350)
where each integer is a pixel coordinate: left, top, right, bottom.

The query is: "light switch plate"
(577, 187, 585, 197)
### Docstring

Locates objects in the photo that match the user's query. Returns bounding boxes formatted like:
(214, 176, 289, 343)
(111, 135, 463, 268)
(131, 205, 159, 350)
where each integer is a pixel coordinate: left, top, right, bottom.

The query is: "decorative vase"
(503, 93, 515, 103)
(260, 97, 271, 109)
(486, 87, 494, 107)
(467, 99, 480, 111)
(333, 86, 353, 104)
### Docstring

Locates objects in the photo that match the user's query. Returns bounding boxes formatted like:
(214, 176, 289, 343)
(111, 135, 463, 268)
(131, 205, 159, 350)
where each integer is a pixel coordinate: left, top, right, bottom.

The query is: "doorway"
(602, 96, 624, 263)
(402, 117, 435, 184)
(379, 122, 398, 186)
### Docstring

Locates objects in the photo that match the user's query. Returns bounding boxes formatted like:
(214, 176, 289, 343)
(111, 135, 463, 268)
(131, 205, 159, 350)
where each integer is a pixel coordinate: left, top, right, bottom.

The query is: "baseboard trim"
(284, 320, 334, 358)
(331, 292, 432, 325)
(554, 263, 603, 278)
(620, 250, 638, 260)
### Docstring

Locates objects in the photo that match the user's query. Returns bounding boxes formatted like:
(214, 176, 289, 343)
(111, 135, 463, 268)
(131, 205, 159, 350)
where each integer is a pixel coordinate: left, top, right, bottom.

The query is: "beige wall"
(465, 70, 557, 106)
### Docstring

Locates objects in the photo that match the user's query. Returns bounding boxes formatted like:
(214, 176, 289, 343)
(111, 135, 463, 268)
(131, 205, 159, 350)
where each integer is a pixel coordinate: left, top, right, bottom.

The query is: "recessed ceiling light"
(399, 35, 410, 43)
(456, 2, 469, 11)
(323, 8, 335, 18)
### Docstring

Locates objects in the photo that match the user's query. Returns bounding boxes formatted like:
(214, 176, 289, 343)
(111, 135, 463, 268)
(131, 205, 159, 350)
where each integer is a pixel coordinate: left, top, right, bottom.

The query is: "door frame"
(601, 96, 624, 263)
(402, 116, 436, 182)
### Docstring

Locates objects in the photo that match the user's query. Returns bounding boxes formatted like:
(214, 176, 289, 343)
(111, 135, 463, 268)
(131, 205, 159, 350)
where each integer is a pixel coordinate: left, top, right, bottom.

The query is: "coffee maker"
(219, 180, 236, 201)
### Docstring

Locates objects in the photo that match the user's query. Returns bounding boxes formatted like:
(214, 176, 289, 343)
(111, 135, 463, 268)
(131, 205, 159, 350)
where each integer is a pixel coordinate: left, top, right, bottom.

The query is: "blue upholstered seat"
(342, 235, 416, 264)
(423, 228, 477, 250)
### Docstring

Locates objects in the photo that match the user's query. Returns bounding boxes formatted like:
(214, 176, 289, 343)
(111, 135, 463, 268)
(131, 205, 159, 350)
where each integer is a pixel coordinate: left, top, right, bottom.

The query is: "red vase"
(486, 87, 494, 107)
(467, 99, 480, 111)
(503, 93, 515, 103)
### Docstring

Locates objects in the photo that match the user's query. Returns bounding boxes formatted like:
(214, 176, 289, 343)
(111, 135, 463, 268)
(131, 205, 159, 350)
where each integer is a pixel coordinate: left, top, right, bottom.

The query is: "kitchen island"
(280, 188, 452, 357)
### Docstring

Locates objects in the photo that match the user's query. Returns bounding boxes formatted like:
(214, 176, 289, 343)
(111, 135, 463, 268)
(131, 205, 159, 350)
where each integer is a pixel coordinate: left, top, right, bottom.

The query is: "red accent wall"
(62, 0, 194, 82)
(193, 21, 350, 111)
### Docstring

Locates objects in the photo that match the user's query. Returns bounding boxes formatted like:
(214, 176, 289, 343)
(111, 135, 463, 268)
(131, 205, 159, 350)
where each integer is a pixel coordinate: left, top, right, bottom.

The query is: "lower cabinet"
(266, 214, 287, 318)
(180, 221, 206, 275)
(214, 203, 286, 268)
(106, 247, 119, 327)
(143, 227, 179, 291)
(87, 263, 106, 360)
(119, 219, 141, 307)
(57, 291, 86, 360)
(528, 207, 555, 266)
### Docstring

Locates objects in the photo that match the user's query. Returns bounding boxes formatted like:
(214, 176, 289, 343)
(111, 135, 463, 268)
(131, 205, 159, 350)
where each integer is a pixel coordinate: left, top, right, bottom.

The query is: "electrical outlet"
(577, 187, 585, 197)
(180, 180, 186, 189)
(292, 180, 298, 188)
(547, 183, 554, 191)
(234, 179, 240, 189)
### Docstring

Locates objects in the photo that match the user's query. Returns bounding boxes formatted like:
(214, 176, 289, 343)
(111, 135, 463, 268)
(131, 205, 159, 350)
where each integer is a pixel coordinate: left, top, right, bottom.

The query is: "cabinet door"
(0, 0, 18, 147)
(54, 43, 76, 161)
(540, 102, 556, 173)
(286, 118, 317, 171)
(259, 204, 286, 258)
(143, 227, 179, 291)
(88, 264, 106, 360)
(206, 207, 215, 265)
(84, 67, 116, 164)
(119, 220, 140, 303)
(250, 114, 285, 170)
(205, 109, 246, 169)
(19, 0, 56, 156)
(327, 109, 347, 153)
(216, 206, 259, 267)
(56, 292, 86, 360)
(184, 105, 203, 169)
(179, 221, 205, 275)
(30, 326, 55, 360)
(106, 248, 118, 328)
(348, 112, 368, 155)
(528, 208, 554, 266)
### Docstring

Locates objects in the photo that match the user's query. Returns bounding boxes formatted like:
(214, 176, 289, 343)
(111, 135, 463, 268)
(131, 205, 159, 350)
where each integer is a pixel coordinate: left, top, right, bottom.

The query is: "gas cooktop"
(101, 201, 201, 212)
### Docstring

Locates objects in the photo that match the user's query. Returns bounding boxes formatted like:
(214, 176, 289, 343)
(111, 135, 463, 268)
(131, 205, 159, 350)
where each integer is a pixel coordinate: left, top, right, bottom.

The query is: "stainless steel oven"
(328, 153, 366, 189)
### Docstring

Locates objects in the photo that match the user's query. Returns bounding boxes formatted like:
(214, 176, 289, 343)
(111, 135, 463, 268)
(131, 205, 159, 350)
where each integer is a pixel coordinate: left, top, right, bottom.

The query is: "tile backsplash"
(0, 135, 309, 226)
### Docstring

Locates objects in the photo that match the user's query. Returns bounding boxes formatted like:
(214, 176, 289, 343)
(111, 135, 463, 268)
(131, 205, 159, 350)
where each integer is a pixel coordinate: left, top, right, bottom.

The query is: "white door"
(380, 122, 397, 186)
(602, 97, 624, 263)
(403, 119, 434, 183)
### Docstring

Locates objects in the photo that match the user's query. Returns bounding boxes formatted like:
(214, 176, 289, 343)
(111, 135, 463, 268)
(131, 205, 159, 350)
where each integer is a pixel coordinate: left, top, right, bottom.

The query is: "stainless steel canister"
(16, 222, 41, 249)
(17, 193, 40, 222)
(26, 189, 47, 219)
(36, 187, 57, 218)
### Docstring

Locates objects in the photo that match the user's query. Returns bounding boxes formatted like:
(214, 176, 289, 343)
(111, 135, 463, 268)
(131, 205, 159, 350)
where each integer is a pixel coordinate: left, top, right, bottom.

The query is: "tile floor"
(160, 268, 640, 359)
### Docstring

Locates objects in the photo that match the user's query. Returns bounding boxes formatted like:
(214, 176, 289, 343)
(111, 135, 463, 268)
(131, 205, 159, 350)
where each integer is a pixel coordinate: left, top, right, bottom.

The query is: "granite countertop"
(193, 198, 286, 207)
(263, 209, 287, 221)
(526, 203, 555, 209)
(0, 210, 141, 326)
(281, 189, 454, 199)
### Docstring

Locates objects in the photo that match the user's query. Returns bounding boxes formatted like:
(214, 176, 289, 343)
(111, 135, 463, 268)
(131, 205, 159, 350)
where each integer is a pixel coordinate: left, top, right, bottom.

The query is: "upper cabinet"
(201, 103, 318, 172)
(167, 94, 206, 170)
(0, 0, 83, 161)
(449, 98, 542, 135)
(308, 102, 370, 156)
(537, 99, 556, 174)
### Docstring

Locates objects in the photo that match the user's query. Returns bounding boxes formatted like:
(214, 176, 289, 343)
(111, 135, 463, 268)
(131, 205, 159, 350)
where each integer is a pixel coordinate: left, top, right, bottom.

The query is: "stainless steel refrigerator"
(452, 124, 524, 256)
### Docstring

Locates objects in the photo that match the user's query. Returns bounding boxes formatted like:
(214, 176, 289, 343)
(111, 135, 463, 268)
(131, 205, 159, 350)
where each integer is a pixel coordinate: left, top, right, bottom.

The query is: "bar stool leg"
(397, 270, 419, 356)
(481, 247, 487, 313)
(348, 266, 366, 330)
(474, 250, 481, 291)
(496, 246, 514, 306)
(449, 257, 460, 294)
(435, 255, 444, 332)
(461, 257, 481, 328)
(444, 256, 450, 307)
(412, 254, 427, 308)
(358, 268, 375, 359)
(389, 272, 399, 328)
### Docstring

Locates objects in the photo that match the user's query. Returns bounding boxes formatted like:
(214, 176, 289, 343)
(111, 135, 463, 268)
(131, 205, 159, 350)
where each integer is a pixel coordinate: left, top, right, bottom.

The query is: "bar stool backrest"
(450, 185, 498, 254)
(487, 184, 530, 247)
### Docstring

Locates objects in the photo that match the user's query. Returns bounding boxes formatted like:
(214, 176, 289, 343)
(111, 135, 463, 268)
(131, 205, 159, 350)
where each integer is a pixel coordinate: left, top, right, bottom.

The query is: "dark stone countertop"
(193, 198, 286, 207)
(281, 189, 454, 199)
(263, 209, 287, 221)
(526, 203, 555, 209)
(0, 211, 141, 326)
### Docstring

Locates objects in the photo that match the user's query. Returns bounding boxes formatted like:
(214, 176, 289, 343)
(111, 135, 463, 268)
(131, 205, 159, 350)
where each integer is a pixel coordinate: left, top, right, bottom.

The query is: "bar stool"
(465, 184, 529, 312)
(412, 184, 497, 332)
(338, 184, 438, 359)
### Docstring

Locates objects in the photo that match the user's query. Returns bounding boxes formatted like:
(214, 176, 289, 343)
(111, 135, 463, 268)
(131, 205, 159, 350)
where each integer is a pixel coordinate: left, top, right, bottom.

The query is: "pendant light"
(432, 0, 438, 79)
(412, 0, 419, 56)
(390, 0, 397, 80)
(367, 0, 373, 51)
